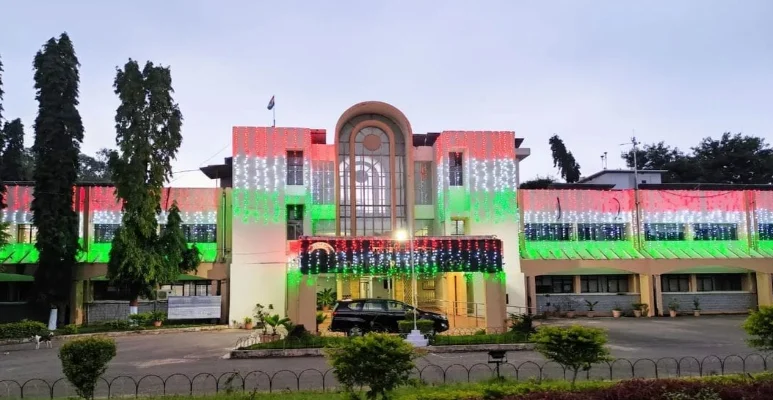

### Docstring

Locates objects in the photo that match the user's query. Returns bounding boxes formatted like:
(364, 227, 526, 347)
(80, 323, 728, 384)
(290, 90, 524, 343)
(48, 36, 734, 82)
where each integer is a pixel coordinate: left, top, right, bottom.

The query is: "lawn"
(129, 374, 773, 400)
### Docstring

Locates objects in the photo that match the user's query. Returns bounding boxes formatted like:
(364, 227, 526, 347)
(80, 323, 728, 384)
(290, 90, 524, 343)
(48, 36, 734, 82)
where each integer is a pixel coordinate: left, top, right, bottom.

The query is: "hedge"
(0, 320, 48, 339)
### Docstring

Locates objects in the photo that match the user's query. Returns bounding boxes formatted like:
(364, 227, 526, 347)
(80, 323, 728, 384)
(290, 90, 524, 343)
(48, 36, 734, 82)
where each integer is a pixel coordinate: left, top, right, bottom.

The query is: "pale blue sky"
(1, 0, 771, 186)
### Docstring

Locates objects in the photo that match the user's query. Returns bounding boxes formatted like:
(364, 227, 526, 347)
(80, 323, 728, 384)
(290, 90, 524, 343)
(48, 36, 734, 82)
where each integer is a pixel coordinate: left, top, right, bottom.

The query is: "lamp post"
(395, 229, 427, 347)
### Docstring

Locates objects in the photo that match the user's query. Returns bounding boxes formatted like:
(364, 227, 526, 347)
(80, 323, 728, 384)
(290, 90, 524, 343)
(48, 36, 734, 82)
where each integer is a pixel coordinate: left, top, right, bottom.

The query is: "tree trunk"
(571, 368, 580, 387)
(129, 298, 139, 315)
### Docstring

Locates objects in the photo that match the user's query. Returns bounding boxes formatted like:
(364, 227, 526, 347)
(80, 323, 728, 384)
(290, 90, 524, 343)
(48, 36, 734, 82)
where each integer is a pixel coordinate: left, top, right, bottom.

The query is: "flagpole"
(273, 106, 276, 128)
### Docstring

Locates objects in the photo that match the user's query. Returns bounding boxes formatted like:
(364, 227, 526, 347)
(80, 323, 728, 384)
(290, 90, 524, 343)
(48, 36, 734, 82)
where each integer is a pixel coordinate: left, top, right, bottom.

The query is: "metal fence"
(1, 353, 772, 398)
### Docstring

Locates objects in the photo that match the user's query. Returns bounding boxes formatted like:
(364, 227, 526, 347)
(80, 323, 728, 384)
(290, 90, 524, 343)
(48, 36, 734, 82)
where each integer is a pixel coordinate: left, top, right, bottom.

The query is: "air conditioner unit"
(156, 289, 172, 300)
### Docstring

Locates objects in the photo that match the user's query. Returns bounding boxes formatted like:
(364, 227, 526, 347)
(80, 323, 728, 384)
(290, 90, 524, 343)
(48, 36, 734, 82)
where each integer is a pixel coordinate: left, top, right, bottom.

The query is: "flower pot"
(612, 310, 622, 318)
(587, 312, 595, 318)
(244, 323, 254, 330)
(694, 310, 701, 317)
(153, 321, 162, 327)
(633, 310, 642, 318)
(669, 310, 677, 318)
(566, 311, 576, 318)
(260, 334, 276, 343)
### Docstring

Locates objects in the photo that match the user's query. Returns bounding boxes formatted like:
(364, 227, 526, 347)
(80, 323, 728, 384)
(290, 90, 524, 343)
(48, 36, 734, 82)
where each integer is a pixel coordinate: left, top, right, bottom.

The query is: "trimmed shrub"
(531, 325, 611, 386)
(398, 319, 434, 335)
(60, 324, 79, 335)
(59, 336, 117, 399)
(744, 306, 773, 351)
(0, 320, 48, 339)
(326, 333, 418, 399)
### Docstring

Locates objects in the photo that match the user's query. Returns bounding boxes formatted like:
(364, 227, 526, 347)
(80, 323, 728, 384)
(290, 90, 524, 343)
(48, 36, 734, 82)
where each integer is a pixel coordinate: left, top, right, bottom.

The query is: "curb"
(230, 343, 533, 359)
(0, 325, 231, 346)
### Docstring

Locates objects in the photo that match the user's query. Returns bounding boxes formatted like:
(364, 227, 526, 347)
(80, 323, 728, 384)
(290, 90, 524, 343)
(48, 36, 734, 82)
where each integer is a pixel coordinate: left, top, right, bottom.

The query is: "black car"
(329, 298, 449, 336)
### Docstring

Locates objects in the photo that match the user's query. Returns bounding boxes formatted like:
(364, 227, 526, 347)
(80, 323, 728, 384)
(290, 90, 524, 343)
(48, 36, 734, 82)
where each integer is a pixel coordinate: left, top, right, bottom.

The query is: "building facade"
(2, 100, 773, 328)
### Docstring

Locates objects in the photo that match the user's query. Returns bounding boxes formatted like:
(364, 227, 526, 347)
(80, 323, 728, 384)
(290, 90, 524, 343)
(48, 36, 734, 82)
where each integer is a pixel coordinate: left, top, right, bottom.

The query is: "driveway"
(0, 316, 759, 396)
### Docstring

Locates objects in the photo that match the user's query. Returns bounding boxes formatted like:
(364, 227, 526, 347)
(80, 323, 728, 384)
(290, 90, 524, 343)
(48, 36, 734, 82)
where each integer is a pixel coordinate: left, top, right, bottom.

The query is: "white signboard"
(168, 296, 222, 320)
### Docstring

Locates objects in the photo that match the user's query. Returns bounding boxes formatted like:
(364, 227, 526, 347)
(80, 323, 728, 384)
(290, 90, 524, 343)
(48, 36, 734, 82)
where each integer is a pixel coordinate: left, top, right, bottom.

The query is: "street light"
(394, 229, 427, 347)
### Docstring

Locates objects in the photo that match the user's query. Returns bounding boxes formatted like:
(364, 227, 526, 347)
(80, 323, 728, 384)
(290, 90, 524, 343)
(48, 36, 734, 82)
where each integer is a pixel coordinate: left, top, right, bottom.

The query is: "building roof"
(639, 182, 773, 191)
(200, 157, 233, 180)
(578, 169, 668, 183)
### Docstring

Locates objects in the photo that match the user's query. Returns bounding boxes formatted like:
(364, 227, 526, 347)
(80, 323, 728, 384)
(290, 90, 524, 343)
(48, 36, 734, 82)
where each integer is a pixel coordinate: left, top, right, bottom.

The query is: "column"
(526, 275, 537, 315)
(639, 274, 653, 317)
(573, 276, 581, 294)
(653, 274, 664, 316)
(70, 280, 85, 325)
(484, 277, 507, 332)
(756, 273, 773, 307)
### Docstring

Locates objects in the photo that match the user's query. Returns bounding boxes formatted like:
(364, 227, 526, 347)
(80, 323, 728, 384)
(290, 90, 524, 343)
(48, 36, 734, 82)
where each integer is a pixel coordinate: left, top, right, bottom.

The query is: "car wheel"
(347, 326, 364, 337)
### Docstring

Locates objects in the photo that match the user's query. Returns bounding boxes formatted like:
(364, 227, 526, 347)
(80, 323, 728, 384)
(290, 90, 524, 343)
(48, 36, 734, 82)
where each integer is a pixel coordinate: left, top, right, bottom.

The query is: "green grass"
(56, 322, 218, 336)
(132, 374, 773, 400)
(241, 335, 349, 350)
(430, 331, 529, 346)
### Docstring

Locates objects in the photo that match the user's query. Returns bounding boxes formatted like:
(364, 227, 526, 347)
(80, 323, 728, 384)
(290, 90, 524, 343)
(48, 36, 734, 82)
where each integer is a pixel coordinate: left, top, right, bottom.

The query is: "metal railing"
(2, 353, 771, 398)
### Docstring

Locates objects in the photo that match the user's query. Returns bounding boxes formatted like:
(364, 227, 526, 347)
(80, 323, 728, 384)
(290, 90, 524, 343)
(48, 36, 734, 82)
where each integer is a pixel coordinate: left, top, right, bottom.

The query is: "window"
(386, 301, 406, 311)
(414, 161, 433, 204)
(16, 224, 37, 244)
(644, 223, 685, 241)
(345, 302, 363, 311)
(535, 276, 574, 294)
(312, 220, 336, 236)
(160, 282, 211, 296)
(286, 205, 304, 240)
(286, 150, 304, 185)
(697, 274, 743, 292)
(760, 223, 773, 241)
(580, 275, 630, 293)
(182, 224, 217, 243)
(414, 220, 433, 236)
(449, 152, 463, 186)
(451, 219, 466, 236)
(693, 223, 738, 241)
(363, 301, 385, 311)
(578, 223, 626, 241)
(524, 223, 573, 241)
(662, 274, 690, 292)
(312, 160, 334, 204)
(93, 224, 120, 243)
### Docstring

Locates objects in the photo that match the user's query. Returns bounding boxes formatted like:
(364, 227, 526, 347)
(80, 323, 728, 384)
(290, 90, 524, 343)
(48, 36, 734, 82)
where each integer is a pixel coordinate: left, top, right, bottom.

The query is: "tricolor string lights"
(435, 131, 519, 223)
(297, 237, 503, 276)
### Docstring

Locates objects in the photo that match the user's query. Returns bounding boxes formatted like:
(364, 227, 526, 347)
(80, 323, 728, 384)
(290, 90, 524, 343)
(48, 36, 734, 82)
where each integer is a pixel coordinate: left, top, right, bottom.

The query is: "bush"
(509, 313, 536, 335)
(0, 320, 48, 339)
(149, 311, 166, 322)
(60, 324, 79, 335)
(129, 313, 152, 326)
(326, 333, 418, 399)
(59, 337, 117, 399)
(744, 306, 773, 351)
(398, 319, 434, 335)
(103, 320, 131, 330)
(531, 325, 611, 386)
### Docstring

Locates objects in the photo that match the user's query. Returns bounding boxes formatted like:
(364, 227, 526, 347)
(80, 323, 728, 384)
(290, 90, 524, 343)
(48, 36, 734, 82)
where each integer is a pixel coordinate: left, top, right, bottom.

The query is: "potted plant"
(255, 303, 275, 342)
(640, 303, 650, 317)
(150, 311, 166, 327)
(693, 297, 701, 317)
(565, 298, 578, 318)
(316, 311, 328, 334)
(317, 288, 337, 311)
(243, 317, 254, 330)
(585, 300, 599, 318)
(632, 303, 644, 318)
(264, 314, 290, 340)
(668, 299, 680, 317)
(612, 303, 622, 318)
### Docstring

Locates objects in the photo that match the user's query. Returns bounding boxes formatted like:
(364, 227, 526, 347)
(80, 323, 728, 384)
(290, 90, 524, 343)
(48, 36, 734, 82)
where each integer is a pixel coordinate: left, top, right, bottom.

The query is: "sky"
(0, 0, 771, 187)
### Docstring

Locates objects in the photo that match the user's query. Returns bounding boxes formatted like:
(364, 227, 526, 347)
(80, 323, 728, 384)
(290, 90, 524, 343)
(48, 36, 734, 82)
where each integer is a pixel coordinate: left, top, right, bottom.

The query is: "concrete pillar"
(690, 274, 698, 292)
(755, 273, 773, 307)
(336, 276, 346, 300)
(526, 275, 537, 315)
(573, 276, 581, 294)
(639, 274, 654, 317)
(219, 279, 228, 324)
(484, 277, 507, 331)
(287, 276, 318, 332)
(653, 274, 664, 316)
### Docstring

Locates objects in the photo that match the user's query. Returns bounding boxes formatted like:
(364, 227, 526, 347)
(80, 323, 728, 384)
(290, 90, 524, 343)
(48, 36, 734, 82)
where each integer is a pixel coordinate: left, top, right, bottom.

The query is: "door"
(466, 278, 475, 315)
(359, 278, 371, 298)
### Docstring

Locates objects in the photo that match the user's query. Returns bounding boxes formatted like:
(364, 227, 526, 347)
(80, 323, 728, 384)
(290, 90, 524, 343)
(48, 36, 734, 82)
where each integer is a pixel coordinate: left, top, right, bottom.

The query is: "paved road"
(0, 316, 759, 397)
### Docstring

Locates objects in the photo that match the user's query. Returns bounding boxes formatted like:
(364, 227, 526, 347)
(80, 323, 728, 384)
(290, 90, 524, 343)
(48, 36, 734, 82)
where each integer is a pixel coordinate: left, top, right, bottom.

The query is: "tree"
(19, 147, 35, 181)
(31, 33, 84, 320)
(743, 306, 773, 351)
(549, 135, 582, 183)
(107, 59, 186, 311)
(0, 55, 8, 252)
(78, 148, 112, 182)
(158, 201, 201, 282)
(2, 119, 26, 181)
(0, 53, 4, 124)
(622, 133, 773, 184)
(519, 176, 556, 189)
(532, 325, 611, 386)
